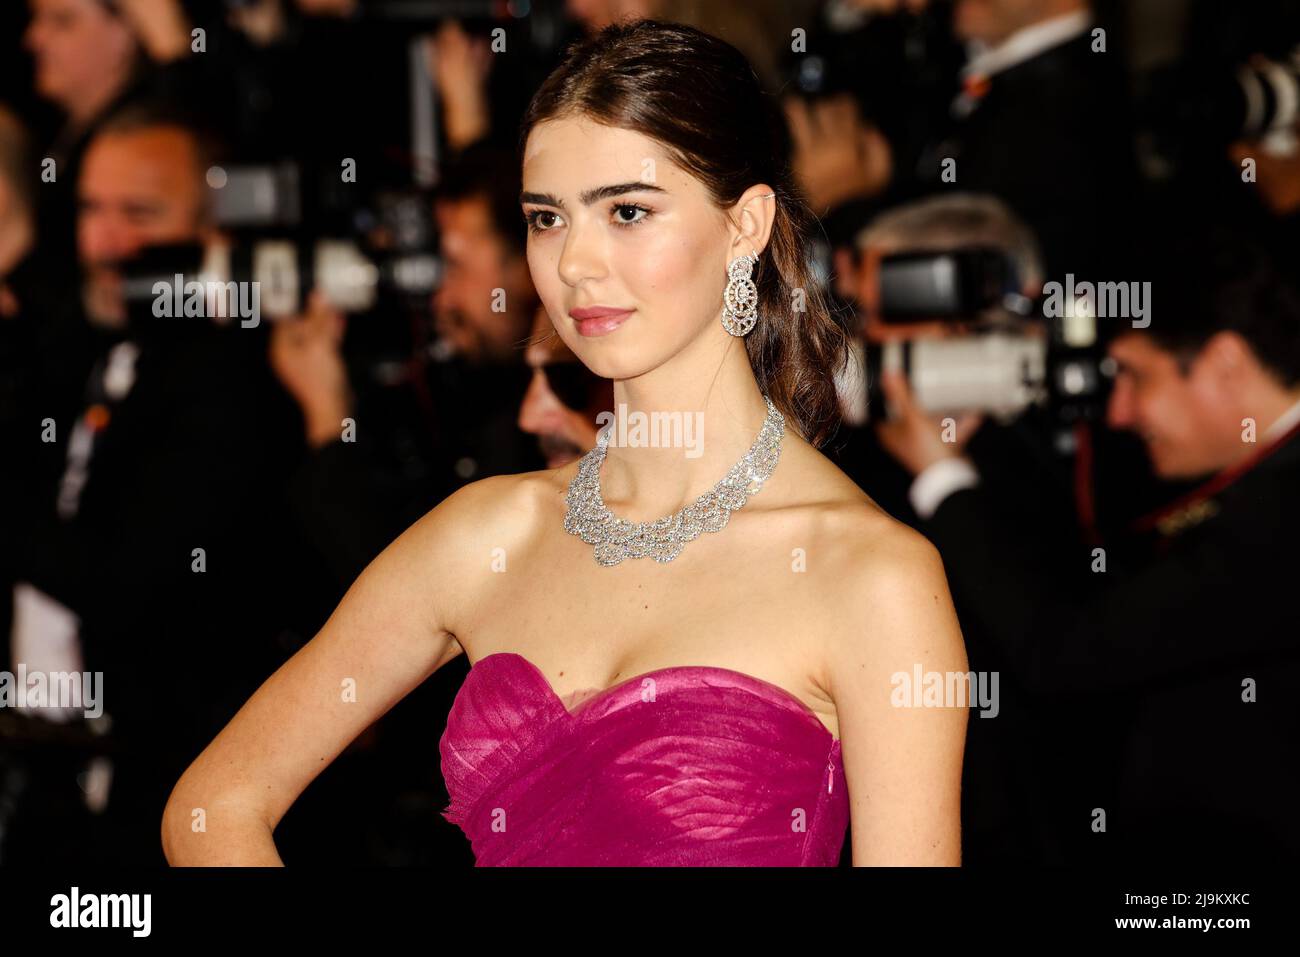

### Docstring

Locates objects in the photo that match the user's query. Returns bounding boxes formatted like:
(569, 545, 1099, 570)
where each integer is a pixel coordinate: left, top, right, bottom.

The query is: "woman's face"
(521, 115, 746, 382)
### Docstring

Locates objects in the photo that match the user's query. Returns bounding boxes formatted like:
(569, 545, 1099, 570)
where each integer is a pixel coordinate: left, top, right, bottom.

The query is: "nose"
(81, 217, 138, 267)
(556, 216, 606, 288)
(518, 368, 562, 436)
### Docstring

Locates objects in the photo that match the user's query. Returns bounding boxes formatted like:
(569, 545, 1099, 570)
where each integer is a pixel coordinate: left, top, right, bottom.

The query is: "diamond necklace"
(563, 394, 785, 565)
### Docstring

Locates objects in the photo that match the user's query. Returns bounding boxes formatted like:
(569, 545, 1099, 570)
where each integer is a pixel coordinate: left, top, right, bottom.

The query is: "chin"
(1149, 451, 1213, 481)
(83, 289, 125, 330)
(567, 351, 640, 382)
(569, 335, 678, 383)
(952, 9, 987, 43)
(1145, 446, 1178, 478)
(34, 71, 58, 99)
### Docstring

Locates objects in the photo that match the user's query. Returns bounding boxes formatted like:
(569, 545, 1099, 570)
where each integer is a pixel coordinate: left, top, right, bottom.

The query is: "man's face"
(518, 304, 611, 468)
(1106, 332, 1243, 479)
(25, 0, 136, 112)
(953, 0, 1060, 45)
(432, 194, 533, 362)
(77, 127, 208, 327)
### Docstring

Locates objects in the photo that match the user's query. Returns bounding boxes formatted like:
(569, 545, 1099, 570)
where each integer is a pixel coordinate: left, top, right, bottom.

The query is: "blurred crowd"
(1, 0, 1297, 867)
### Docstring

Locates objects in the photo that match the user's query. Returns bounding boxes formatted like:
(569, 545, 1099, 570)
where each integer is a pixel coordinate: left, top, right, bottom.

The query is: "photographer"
(5, 99, 291, 865)
(835, 192, 1110, 865)
(875, 224, 1300, 864)
(836, 193, 1070, 528)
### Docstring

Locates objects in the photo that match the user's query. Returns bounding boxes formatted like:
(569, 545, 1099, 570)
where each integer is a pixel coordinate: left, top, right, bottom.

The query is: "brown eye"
(612, 204, 650, 228)
(525, 210, 560, 234)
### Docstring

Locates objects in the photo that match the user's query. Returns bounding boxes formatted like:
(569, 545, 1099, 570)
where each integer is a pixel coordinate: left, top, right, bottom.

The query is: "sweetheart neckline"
(469, 651, 840, 743)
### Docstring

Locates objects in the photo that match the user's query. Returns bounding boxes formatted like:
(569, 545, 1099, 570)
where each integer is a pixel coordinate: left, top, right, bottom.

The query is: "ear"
(726, 184, 777, 262)
(1197, 330, 1255, 384)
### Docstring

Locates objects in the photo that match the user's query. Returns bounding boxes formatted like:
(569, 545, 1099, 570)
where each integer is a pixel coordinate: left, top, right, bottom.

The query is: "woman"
(162, 19, 969, 867)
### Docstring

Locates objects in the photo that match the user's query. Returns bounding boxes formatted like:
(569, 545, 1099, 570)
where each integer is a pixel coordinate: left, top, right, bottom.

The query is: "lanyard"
(1130, 418, 1300, 538)
(57, 341, 140, 520)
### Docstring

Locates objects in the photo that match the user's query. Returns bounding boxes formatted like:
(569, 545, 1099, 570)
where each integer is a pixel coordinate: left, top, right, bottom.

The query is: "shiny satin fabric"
(439, 652, 849, 866)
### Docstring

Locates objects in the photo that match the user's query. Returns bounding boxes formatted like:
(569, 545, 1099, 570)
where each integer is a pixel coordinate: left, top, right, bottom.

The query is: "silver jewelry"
(722, 251, 760, 337)
(564, 395, 786, 565)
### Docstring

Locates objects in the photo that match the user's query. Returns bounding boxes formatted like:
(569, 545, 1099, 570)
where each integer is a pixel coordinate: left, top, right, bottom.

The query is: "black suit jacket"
(920, 30, 1137, 279)
(8, 315, 295, 862)
(923, 426, 1300, 864)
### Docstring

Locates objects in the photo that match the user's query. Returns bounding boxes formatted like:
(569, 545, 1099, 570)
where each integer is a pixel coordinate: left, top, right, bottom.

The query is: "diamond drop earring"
(722, 251, 759, 337)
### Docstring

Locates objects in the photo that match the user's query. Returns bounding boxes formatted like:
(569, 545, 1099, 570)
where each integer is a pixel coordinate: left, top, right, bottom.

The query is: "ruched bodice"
(438, 652, 849, 866)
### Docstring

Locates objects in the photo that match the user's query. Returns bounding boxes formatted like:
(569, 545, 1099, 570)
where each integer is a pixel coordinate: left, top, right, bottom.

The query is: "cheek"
(76, 217, 94, 255)
(67, 29, 106, 77)
(1184, 379, 1240, 441)
(527, 243, 564, 312)
(615, 227, 717, 316)
(1143, 384, 1187, 430)
(1149, 381, 1212, 445)
(78, 214, 116, 259)
(150, 215, 192, 244)
(88, 25, 134, 74)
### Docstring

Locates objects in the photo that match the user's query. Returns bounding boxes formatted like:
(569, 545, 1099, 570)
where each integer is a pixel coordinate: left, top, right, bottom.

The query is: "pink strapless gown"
(439, 652, 849, 866)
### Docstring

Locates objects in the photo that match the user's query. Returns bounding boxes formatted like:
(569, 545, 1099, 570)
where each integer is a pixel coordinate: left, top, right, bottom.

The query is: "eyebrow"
(519, 181, 669, 208)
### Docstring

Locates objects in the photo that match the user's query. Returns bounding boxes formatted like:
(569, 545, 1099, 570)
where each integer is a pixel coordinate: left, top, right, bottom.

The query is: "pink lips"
(569, 305, 633, 337)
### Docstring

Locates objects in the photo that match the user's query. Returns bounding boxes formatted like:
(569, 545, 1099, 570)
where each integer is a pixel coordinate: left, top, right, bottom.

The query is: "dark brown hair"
(517, 18, 851, 447)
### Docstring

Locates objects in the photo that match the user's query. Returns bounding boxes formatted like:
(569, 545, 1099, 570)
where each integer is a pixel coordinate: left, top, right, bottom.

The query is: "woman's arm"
(826, 518, 970, 865)
(161, 474, 518, 865)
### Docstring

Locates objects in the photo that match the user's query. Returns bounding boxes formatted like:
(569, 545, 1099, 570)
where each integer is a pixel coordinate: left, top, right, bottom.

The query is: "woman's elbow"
(159, 773, 281, 866)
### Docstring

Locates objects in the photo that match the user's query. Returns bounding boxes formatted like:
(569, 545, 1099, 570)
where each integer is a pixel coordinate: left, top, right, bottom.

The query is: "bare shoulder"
(415, 468, 551, 537)
(776, 436, 964, 677)
(824, 503, 967, 688)
(804, 490, 951, 624)
(775, 430, 938, 571)
(392, 469, 557, 636)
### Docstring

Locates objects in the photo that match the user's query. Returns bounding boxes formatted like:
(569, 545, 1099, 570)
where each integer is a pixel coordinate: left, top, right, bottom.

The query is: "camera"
(117, 161, 440, 365)
(1137, 44, 1300, 178)
(864, 247, 1109, 440)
